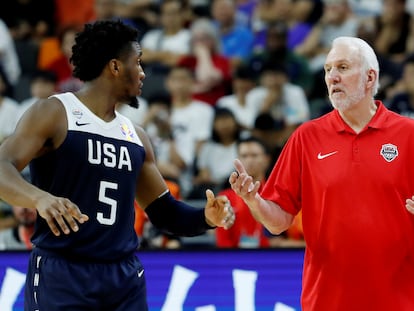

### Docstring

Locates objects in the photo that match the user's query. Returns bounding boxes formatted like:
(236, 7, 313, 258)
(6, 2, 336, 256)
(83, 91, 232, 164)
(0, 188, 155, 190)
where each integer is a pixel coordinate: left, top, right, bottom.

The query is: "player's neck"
(74, 88, 118, 121)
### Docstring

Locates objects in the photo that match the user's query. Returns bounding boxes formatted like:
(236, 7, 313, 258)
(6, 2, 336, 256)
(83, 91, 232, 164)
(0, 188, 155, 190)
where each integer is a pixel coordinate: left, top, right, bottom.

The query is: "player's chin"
(136, 82, 143, 96)
(128, 96, 139, 109)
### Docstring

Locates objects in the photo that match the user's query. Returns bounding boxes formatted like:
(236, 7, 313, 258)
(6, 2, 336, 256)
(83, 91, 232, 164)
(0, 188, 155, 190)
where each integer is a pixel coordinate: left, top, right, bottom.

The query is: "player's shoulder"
(21, 95, 65, 121)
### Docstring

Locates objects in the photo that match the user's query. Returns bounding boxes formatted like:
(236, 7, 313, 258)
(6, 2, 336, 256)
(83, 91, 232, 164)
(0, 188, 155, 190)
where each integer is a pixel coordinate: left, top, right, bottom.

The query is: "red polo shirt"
(261, 101, 414, 311)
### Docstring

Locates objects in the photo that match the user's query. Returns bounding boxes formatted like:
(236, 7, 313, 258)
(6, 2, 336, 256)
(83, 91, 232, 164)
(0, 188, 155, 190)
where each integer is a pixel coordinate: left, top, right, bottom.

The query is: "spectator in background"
(251, 0, 291, 48)
(190, 107, 241, 199)
(216, 136, 271, 248)
(0, 0, 56, 101)
(246, 61, 310, 143)
(115, 96, 149, 128)
(45, 24, 83, 93)
(211, 0, 255, 70)
(0, 204, 37, 250)
(356, 12, 403, 102)
(0, 19, 21, 88)
(295, 0, 358, 71)
(141, 0, 191, 68)
(0, 208, 17, 232)
(387, 55, 414, 119)
(0, 67, 20, 144)
(0, 0, 55, 44)
(142, 94, 186, 183)
(348, 0, 382, 17)
(92, 0, 138, 28)
(54, 0, 95, 30)
(252, 0, 322, 53)
(140, 0, 191, 99)
(247, 20, 313, 95)
(235, 0, 258, 29)
(113, 0, 162, 39)
(251, 112, 286, 166)
(295, 0, 358, 101)
(178, 18, 232, 106)
(165, 65, 214, 197)
(18, 70, 57, 118)
(94, 0, 118, 21)
(286, 0, 322, 50)
(373, 0, 413, 64)
(216, 64, 257, 132)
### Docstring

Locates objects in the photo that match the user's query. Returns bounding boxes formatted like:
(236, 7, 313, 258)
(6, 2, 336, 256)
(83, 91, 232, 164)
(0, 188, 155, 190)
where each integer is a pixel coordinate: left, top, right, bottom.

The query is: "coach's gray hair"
(332, 36, 380, 96)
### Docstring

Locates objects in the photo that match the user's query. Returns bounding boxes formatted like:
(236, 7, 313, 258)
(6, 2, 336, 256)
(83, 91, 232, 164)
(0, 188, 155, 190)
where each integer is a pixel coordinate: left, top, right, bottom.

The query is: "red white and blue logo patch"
(380, 143, 398, 162)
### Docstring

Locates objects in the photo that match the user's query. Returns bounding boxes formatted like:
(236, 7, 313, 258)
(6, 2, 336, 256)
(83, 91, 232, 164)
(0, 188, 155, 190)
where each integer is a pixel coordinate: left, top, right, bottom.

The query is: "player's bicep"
(0, 99, 66, 171)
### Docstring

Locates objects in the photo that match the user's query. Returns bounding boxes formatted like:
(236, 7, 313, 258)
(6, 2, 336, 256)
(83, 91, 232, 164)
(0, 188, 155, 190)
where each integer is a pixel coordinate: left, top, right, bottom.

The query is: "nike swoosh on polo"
(75, 121, 90, 126)
(317, 151, 338, 160)
(137, 269, 144, 278)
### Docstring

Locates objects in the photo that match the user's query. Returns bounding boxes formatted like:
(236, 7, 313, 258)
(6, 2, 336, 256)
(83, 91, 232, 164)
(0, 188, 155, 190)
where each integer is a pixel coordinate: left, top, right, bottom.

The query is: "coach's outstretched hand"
(406, 195, 414, 215)
(204, 189, 235, 230)
(229, 159, 261, 202)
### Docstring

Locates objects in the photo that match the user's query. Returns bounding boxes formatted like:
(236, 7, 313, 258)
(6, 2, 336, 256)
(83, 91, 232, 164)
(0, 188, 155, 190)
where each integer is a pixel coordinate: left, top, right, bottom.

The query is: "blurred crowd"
(1, 0, 414, 250)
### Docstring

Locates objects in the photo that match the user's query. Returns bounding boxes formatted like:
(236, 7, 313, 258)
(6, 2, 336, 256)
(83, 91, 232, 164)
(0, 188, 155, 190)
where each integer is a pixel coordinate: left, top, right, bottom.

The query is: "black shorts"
(24, 248, 148, 311)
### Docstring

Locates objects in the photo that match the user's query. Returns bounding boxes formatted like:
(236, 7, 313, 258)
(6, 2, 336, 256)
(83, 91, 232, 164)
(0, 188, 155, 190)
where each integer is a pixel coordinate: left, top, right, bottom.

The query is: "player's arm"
(229, 159, 294, 235)
(134, 126, 235, 236)
(0, 98, 88, 235)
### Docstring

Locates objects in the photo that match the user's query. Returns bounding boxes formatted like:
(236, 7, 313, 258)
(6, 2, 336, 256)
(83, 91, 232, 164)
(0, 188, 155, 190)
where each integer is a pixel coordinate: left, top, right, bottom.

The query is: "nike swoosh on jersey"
(317, 151, 338, 160)
(75, 121, 90, 126)
(137, 269, 144, 278)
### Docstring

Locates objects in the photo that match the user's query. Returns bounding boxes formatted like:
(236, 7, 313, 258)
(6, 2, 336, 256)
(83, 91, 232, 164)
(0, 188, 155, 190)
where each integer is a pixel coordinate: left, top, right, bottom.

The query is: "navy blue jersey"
(30, 92, 146, 261)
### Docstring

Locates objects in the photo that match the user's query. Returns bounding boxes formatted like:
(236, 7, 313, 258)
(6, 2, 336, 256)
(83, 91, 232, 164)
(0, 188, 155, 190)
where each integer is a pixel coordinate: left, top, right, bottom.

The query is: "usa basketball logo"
(380, 143, 398, 162)
(72, 109, 83, 119)
(120, 123, 134, 141)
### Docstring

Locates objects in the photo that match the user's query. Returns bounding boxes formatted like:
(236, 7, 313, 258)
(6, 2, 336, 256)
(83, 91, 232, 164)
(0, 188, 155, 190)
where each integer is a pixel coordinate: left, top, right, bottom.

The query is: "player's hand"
(35, 194, 89, 236)
(229, 159, 261, 202)
(405, 195, 414, 215)
(204, 189, 235, 230)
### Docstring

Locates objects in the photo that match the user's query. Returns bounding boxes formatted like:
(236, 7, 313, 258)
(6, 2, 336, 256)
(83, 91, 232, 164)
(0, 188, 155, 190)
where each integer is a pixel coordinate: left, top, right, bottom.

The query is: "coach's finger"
(234, 158, 247, 175)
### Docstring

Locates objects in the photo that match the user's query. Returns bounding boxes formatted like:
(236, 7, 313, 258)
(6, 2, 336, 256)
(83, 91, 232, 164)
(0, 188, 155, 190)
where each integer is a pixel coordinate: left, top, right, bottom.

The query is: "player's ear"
(110, 60, 120, 73)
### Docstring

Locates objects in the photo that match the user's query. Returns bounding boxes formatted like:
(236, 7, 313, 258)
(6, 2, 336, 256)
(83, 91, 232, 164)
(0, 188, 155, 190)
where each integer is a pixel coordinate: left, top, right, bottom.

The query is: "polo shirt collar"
(331, 100, 386, 133)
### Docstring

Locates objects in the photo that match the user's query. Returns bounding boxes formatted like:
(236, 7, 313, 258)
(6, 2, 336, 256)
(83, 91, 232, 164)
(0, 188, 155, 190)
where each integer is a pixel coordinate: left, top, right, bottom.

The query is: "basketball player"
(0, 20, 235, 310)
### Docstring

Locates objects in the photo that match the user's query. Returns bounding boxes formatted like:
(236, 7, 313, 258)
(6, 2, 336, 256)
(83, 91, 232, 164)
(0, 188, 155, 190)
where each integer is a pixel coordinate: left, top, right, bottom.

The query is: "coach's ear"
(366, 69, 376, 87)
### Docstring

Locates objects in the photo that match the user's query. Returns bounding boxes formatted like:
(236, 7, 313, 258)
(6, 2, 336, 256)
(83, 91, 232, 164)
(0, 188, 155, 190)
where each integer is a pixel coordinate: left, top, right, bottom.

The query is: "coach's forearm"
(246, 194, 294, 235)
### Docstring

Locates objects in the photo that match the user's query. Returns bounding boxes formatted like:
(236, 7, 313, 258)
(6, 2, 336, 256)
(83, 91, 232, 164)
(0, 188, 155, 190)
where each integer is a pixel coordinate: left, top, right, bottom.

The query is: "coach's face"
(324, 43, 367, 111)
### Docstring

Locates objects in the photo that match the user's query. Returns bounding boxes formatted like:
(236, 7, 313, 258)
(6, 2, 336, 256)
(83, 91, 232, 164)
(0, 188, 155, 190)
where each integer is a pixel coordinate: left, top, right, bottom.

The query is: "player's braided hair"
(71, 20, 139, 82)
